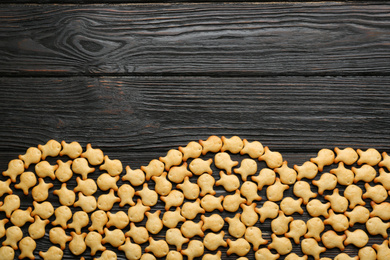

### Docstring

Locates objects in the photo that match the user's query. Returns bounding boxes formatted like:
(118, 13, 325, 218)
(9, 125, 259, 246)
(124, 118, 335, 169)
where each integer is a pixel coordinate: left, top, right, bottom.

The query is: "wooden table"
(0, 1, 390, 259)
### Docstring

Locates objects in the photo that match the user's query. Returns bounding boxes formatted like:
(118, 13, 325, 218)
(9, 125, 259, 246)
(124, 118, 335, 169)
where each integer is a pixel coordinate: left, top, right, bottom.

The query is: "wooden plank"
(0, 3, 389, 76)
(1, 76, 390, 259)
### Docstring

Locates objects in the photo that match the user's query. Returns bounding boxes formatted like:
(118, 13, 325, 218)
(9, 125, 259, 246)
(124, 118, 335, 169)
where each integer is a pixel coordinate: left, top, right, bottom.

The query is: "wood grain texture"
(0, 3, 390, 76)
(1, 76, 390, 259)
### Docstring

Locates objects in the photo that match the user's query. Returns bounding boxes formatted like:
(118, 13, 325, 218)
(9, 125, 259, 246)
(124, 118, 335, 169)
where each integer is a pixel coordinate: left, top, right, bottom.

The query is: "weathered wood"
(0, 3, 389, 76)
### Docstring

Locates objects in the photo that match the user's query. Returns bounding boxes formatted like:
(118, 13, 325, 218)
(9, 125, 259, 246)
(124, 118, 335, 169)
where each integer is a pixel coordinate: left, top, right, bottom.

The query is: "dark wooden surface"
(1, 1, 390, 260)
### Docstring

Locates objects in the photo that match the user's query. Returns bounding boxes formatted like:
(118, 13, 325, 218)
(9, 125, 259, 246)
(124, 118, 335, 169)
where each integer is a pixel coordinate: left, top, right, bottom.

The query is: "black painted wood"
(0, 3, 389, 76)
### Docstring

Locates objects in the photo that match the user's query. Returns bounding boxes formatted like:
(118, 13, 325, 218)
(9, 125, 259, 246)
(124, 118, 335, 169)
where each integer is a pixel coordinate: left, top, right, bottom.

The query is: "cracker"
(310, 148, 334, 172)
(39, 246, 63, 260)
(81, 143, 104, 165)
(72, 157, 95, 180)
(271, 211, 293, 235)
(251, 168, 276, 190)
(106, 211, 129, 230)
(53, 183, 76, 206)
(141, 253, 157, 260)
(123, 166, 145, 186)
(329, 162, 354, 186)
(3, 226, 23, 250)
(344, 229, 368, 248)
(135, 183, 158, 206)
(97, 173, 119, 191)
(344, 184, 365, 209)
(102, 228, 125, 248)
(88, 210, 108, 234)
(223, 190, 246, 212)
(38, 139, 61, 159)
(75, 192, 97, 213)
(352, 164, 376, 183)
(182, 240, 204, 260)
(159, 149, 183, 171)
(178, 141, 202, 161)
(225, 213, 246, 238)
(357, 148, 381, 166)
(181, 220, 204, 238)
(363, 183, 387, 203)
(226, 238, 251, 257)
(324, 209, 349, 232)
(0, 179, 13, 197)
(259, 147, 283, 169)
(18, 236, 36, 260)
(161, 190, 184, 211)
(145, 210, 163, 235)
(0, 246, 14, 260)
(334, 253, 359, 260)
(85, 231, 106, 255)
(203, 231, 227, 251)
(0, 219, 9, 238)
(345, 205, 370, 227)
(240, 203, 258, 227)
(301, 238, 326, 260)
(254, 248, 280, 260)
(214, 152, 238, 174)
(35, 160, 57, 180)
(97, 189, 120, 211)
(244, 226, 268, 251)
(366, 217, 390, 238)
(49, 227, 72, 250)
(117, 184, 135, 207)
(52, 205, 72, 229)
(118, 238, 142, 260)
(19, 146, 42, 168)
(125, 222, 149, 244)
(293, 181, 317, 204)
(324, 188, 348, 213)
(60, 141, 83, 159)
(370, 201, 390, 220)
(28, 215, 50, 239)
(168, 163, 193, 183)
(358, 246, 377, 260)
(197, 173, 216, 196)
(31, 201, 54, 219)
(221, 136, 244, 154)
(199, 135, 222, 155)
(372, 240, 390, 260)
(74, 177, 97, 196)
(321, 230, 346, 250)
(68, 211, 89, 234)
(99, 155, 123, 176)
(312, 172, 337, 195)
(166, 251, 183, 260)
(181, 199, 205, 220)
(240, 139, 264, 158)
(280, 197, 303, 215)
(166, 228, 189, 251)
(128, 199, 150, 222)
(216, 171, 240, 192)
(0, 194, 20, 218)
(294, 161, 318, 180)
(375, 168, 390, 189)
(145, 238, 169, 258)
(162, 207, 186, 228)
(152, 172, 172, 196)
(255, 201, 279, 223)
(141, 159, 164, 181)
(268, 233, 293, 255)
(234, 158, 257, 181)
(55, 160, 73, 182)
(285, 220, 307, 244)
(334, 147, 358, 165)
(10, 207, 33, 227)
(95, 250, 118, 260)
(32, 177, 53, 202)
(202, 251, 222, 260)
(266, 177, 289, 202)
(14, 171, 35, 195)
(304, 217, 324, 242)
(306, 199, 330, 218)
(69, 232, 87, 255)
(275, 161, 297, 185)
(189, 158, 213, 175)
(177, 176, 199, 200)
(200, 194, 224, 212)
(285, 253, 308, 260)
(201, 214, 224, 232)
